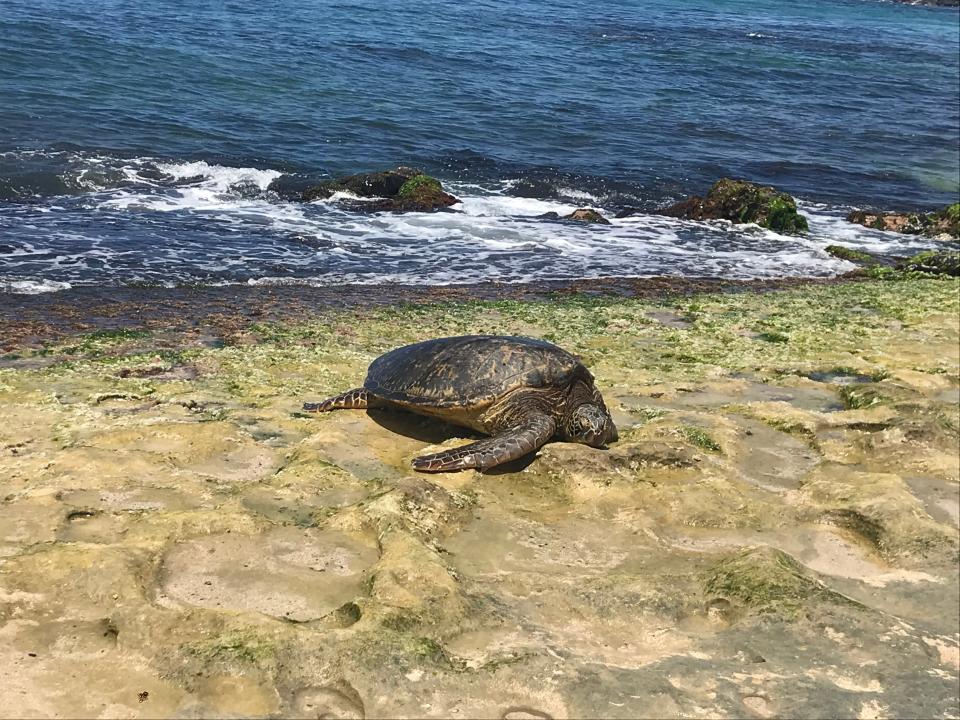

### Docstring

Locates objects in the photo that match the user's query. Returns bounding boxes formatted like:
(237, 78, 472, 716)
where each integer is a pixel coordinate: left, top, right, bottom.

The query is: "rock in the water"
(847, 203, 960, 240)
(563, 208, 611, 224)
(897, 250, 960, 276)
(660, 178, 809, 235)
(824, 245, 880, 265)
(390, 173, 460, 212)
(302, 167, 459, 212)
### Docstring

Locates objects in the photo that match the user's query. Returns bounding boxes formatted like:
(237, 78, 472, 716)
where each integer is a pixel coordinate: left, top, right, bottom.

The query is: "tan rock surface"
(0, 279, 957, 718)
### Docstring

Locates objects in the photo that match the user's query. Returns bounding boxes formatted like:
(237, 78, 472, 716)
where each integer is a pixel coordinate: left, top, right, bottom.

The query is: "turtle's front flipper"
(303, 388, 371, 413)
(412, 415, 556, 473)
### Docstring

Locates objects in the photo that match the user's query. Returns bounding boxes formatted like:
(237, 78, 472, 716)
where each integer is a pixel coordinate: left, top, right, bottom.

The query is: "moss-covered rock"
(897, 250, 960, 277)
(704, 546, 857, 618)
(391, 174, 459, 212)
(302, 166, 420, 202)
(660, 178, 809, 235)
(302, 167, 459, 212)
(824, 245, 879, 265)
(847, 203, 960, 240)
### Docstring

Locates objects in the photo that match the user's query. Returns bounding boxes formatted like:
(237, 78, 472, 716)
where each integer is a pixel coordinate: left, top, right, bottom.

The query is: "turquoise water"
(0, 0, 957, 290)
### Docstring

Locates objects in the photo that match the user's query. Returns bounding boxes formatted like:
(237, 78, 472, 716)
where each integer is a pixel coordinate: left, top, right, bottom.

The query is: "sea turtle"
(303, 335, 618, 472)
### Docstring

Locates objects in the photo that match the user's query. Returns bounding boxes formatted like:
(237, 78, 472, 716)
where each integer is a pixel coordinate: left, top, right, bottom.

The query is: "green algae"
(765, 196, 809, 234)
(692, 178, 809, 234)
(0, 278, 957, 718)
(397, 174, 442, 198)
(183, 630, 279, 666)
(756, 330, 789, 344)
(681, 425, 722, 453)
(900, 250, 959, 277)
(704, 546, 859, 618)
(838, 384, 888, 410)
(825, 245, 876, 264)
(15, 280, 959, 398)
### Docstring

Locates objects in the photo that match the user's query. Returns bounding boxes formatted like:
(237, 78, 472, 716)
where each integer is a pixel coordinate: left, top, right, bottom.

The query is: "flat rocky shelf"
(0, 278, 957, 718)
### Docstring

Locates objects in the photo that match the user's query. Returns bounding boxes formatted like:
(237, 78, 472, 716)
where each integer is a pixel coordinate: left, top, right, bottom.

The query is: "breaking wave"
(0, 151, 948, 293)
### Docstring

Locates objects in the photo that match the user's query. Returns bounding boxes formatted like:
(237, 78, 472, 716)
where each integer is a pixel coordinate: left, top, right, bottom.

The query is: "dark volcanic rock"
(302, 166, 419, 202)
(824, 245, 883, 266)
(660, 178, 809, 235)
(563, 208, 611, 224)
(302, 167, 459, 212)
(897, 250, 960, 276)
(847, 203, 959, 240)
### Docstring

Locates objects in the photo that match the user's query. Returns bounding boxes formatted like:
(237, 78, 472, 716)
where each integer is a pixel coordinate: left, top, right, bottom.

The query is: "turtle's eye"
(570, 404, 615, 448)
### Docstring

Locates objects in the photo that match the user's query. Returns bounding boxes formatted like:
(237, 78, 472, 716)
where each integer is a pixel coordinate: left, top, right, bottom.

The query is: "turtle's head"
(566, 403, 618, 448)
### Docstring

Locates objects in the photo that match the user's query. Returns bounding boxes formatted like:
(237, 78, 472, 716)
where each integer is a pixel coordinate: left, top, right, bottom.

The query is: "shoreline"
(0, 274, 855, 349)
(0, 277, 957, 717)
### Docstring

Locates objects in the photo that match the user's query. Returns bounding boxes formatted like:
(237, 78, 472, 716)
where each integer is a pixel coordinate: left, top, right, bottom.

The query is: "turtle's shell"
(364, 335, 588, 412)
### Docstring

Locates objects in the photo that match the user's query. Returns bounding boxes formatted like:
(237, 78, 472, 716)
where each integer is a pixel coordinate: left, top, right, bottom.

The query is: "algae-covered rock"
(847, 203, 960, 240)
(897, 250, 960, 277)
(704, 546, 857, 618)
(1, 279, 958, 718)
(302, 166, 419, 202)
(824, 245, 881, 265)
(390, 173, 460, 212)
(563, 208, 611, 224)
(302, 167, 459, 212)
(660, 178, 809, 234)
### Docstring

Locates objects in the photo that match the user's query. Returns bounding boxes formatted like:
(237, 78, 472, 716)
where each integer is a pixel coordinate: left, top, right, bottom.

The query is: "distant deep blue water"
(0, 0, 958, 292)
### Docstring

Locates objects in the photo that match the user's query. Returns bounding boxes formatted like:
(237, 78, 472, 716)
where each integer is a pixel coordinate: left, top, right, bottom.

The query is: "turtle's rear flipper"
(412, 415, 556, 472)
(303, 388, 370, 413)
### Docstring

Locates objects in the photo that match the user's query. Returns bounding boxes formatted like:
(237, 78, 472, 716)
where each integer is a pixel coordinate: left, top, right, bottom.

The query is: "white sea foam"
(1, 278, 73, 294)
(155, 160, 281, 191)
(799, 201, 938, 254)
(3, 156, 948, 292)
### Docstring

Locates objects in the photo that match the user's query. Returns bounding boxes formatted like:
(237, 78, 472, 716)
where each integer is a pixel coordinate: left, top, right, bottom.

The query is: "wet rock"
(302, 167, 459, 212)
(302, 166, 419, 201)
(803, 468, 959, 563)
(562, 208, 611, 224)
(158, 527, 378, 621)
(363, 531, 468, 631)
(660, 178, 809, 235)
(897, 250, 960, 276)
(1, 279, 958, 718)
(847, 203, 959, 240)
(289, 682, 365, 719)
(704, 546, 859, 618)
(824, 245, 884, 266)
(614, 207, 641, 219)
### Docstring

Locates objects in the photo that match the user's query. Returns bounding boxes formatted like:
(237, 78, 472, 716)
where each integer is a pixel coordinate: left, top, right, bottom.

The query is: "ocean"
(1, 0, 958, 293)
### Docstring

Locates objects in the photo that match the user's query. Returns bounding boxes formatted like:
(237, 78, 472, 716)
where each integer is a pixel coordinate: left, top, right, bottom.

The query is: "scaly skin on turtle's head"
(558, 380, 618, 448)
(566, 403, 618, 447)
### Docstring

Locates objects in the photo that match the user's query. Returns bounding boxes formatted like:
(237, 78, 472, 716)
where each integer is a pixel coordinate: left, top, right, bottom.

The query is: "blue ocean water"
(0, 0, 958, 292)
